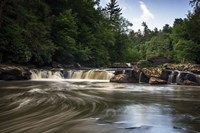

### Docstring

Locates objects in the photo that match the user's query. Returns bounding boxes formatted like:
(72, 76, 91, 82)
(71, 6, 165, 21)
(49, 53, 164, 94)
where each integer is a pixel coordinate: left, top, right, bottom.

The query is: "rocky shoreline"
(110, 63, 200, 86)
(0, 65, 31, 80)
(0, 64, 200, 86)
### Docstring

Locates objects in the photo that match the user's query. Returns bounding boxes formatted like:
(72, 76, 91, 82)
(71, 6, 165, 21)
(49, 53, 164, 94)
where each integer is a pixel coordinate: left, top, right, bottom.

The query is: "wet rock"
(164, 63, 200, 74)
(112, 69, 141, 83)
(160, 70, 172, 81)
(139, 72, 149, 83)
(183, 80, 199, 86)
(110, 74, 128, 83)
(125, 69, 140, 83)
(142, 67, 162, 78)
(0, 65, 31, 80)
(149, 77, 167, 85)
(188, 64, 200, 74)
(174, 71, 200, 85)
(111, 63, 131, 68)
(164, 63, 188, 70)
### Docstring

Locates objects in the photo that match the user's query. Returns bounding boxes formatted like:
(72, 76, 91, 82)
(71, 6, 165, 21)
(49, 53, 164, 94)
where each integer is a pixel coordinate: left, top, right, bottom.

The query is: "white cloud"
(133, 1, 154, 22)
(139, 1, 154, 21)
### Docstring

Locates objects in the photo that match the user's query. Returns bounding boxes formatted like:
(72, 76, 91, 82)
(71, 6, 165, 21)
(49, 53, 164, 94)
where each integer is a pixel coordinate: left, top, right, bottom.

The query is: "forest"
(0, 0, 199, 67)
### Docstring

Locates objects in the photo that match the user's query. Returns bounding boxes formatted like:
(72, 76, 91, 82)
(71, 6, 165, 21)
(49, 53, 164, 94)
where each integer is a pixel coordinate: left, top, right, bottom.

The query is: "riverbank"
(110, 63, 200, 86)
(0, 64, 200, 86)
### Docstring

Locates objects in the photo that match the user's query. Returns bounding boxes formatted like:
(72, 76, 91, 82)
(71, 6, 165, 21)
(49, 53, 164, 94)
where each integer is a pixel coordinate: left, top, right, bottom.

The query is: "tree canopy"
(0, 0, 199, 66)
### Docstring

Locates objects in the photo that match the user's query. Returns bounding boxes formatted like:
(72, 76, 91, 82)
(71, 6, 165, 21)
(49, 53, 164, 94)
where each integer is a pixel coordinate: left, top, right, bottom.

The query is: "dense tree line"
(129, 0, 200, 64)
(0, 0, 199, 67)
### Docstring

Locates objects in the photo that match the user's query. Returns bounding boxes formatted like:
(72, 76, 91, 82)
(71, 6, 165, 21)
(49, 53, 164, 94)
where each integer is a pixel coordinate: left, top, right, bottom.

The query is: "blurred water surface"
(0, 80, 200, 133)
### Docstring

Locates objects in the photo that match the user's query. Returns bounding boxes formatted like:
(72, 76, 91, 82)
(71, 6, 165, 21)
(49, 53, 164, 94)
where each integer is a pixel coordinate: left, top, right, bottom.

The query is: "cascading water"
(30, 69, 64, 80)
(139, 72, 143, 83)
(30, 70, 42, 79)
(168, 71, 175, 84)
(175, 70, 181, 84)
(30, 69, 114, 80)
(68, 70, 114, 80)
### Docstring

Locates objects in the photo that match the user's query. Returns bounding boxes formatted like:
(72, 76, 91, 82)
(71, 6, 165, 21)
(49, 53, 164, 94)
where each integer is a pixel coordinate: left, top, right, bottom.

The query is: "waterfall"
(139, 72, 142, 83)
(30, 69, 64, 80)
(168, 71, 175, 84)
(30, 70, 42, 79)
(176, 71, 181, 84)
(48, 71, 64, 79)
(31, 69, 114, 80)
(67, 70, 114, 80)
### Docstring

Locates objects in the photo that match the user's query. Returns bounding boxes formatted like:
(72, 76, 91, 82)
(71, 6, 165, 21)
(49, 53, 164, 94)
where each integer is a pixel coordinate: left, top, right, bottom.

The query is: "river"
(0, 80, 200, 133)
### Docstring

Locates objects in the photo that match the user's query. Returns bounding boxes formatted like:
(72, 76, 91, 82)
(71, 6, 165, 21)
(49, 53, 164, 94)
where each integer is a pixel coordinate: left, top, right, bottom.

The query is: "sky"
(100, 0, 193, 31)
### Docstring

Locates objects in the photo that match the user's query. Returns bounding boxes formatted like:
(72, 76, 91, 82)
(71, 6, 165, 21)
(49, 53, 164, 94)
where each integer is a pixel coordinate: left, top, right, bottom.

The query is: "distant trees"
(0, 0, 199, 66)
(171, 0, 200, 63)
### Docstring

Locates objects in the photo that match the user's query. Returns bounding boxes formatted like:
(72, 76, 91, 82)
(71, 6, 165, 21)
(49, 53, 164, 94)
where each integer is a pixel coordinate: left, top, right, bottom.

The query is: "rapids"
(0, 80, 200, 133)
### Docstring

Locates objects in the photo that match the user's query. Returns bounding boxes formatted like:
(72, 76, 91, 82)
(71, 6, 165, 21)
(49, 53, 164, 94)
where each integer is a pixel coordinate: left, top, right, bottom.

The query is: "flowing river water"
(0, 80, 200, 133)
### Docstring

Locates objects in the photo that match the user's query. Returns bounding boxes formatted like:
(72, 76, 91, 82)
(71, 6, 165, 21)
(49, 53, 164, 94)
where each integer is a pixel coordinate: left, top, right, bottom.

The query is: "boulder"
(183, 80, 199, 86)
(110, 74, 128, 83)
(142, 67, 162, 78)
(164, 63, 187, 71)
(111, 63, 131, 68)
(188, 64, 200, 74)
(149, 77, 167, 85)
(160, 70, 172, 81)
(0, 65, 31, 80)
(139, 72, 149, 83)
(164, 63, 200, 74)
(112, 68, 141, 83)
(174, 71, 200, 85)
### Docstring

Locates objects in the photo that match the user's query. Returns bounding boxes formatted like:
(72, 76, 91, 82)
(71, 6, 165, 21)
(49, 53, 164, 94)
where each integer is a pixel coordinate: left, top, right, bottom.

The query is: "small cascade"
(175, 70, 181, 84)
(30, 70, 42, 79)
(66, 70, 73, 79)
(196, 74, 200, 84)
(48, 71, 64, 79)
(168, 71, 175, 84)
(71, 71, 84, 79)
(30, 69, 64, 80)
(67, 70, 114, 80)
(139, 72, 142, 83)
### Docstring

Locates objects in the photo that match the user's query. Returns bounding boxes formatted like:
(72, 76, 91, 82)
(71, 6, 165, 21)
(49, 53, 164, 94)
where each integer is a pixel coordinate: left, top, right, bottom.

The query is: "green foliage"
(138, 60, 150, 68)
(0, 0, 200, 67)
(171, 5, 200, 63)
(52, 10, 77, 64)
(145, 32, 172, 59)
(0, 24, 31, 63)
(174, 40, 200, 63)
(123, 47, 142, 62)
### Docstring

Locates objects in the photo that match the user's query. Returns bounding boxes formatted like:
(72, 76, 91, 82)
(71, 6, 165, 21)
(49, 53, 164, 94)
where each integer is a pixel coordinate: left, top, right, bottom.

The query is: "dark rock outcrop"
(0, 65, 31, 80)
(176, 72, 200, 85)
(148, 56, 170, 67)
(111, 68, 141, 83)
(139, 72, 149, 83)
(164, 63, 200, 74)
(111, 63, 131, 68)
(183, 80, 199, 86)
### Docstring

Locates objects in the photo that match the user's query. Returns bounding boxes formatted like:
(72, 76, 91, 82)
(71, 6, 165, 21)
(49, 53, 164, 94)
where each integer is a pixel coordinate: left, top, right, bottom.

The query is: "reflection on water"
(0, 80, 200, 133)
